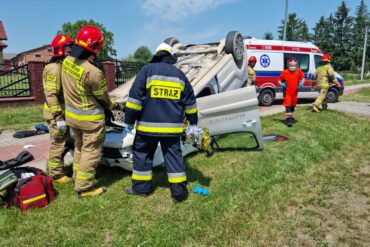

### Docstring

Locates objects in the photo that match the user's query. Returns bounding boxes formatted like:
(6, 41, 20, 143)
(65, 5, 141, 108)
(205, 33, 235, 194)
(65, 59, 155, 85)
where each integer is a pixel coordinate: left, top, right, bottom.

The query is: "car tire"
(258, 89, 274, 106)
(225, 31, 244, 69)
(326, 87, 339, 103)
(164, 37, 180, 47)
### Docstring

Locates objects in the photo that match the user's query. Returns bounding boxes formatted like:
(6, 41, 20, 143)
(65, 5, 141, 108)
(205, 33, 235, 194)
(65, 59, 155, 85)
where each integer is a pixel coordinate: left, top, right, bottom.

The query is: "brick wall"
(102, 61, 117, 91)
(28, 61, 45, 104)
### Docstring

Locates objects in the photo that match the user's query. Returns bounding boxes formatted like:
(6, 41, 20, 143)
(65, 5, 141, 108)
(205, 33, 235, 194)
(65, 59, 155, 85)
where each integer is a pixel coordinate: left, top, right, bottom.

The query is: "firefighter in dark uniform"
(124, 43, 198, 203)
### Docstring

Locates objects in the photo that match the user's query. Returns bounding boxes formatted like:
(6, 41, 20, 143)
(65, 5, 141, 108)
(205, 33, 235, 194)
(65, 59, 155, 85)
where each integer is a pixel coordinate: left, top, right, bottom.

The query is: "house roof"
(3, 53, 17, 60)
(0, 41, 7, 48)
(10, 44, 50, 61)
(15, 45, 50, 57)
(0, 21, 7, 40)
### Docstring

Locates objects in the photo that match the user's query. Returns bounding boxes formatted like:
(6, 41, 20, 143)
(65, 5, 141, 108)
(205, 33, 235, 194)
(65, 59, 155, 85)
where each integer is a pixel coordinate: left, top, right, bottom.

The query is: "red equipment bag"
(0, 167, 56, 211)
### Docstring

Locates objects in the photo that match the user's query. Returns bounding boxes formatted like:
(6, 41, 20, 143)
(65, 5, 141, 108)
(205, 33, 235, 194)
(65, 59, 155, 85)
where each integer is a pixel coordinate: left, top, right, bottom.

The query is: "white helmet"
(155, 43, 173, 55)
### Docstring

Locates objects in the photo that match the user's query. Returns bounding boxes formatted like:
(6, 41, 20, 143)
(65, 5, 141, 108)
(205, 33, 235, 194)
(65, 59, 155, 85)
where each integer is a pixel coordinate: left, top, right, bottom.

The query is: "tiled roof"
(0, 21, 8, 40)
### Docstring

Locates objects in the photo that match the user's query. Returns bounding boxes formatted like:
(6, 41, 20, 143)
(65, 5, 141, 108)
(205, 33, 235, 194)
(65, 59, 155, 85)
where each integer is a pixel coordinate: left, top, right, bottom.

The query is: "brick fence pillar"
(28, 61, 45, 104)
(102, 61, 116, 92)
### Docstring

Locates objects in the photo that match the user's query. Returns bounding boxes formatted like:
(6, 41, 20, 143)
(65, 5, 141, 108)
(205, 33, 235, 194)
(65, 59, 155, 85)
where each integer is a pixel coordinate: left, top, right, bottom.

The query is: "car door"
(152, 86, 264, 167)
(197, 86, 264, 150)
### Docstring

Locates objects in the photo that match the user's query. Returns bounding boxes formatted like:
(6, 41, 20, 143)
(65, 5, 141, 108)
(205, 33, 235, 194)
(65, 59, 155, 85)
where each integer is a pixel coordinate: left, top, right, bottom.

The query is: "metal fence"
(113, 60, 146, 85)
(0, 64, 31, 98)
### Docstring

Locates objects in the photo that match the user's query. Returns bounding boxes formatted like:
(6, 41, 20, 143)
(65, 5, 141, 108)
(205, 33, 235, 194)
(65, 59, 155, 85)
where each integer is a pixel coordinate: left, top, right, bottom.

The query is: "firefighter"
(124, 43, 198, 203)
(277, 57, 305, 127)
(312, 54, 340, 112)
(61, 26, 123, 197)
(43, 34, 74, 183)
(247, 56, 257, 86)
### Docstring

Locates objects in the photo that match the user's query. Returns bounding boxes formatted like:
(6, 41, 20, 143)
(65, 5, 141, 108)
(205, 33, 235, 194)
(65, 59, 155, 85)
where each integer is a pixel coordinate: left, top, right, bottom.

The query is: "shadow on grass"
(151, 158, 213, 191)
(95, 165, 131, 188)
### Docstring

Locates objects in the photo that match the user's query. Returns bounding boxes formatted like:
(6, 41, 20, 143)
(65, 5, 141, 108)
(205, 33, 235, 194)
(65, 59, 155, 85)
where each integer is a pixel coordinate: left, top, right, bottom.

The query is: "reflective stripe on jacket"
(43, 61, 65, 121)
(313, 64, 339, 88)
(61, 56, 121, 130)
(125, 61, 198, 137)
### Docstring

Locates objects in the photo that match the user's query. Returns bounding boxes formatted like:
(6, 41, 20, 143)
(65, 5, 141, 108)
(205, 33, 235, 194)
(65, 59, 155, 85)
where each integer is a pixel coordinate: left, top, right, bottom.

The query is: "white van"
(244, 38, 344, 106)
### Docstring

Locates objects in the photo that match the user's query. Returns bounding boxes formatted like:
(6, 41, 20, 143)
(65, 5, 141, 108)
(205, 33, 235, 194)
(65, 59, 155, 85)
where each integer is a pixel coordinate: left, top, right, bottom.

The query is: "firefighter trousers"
(46, 120, 68, 179)
(71, 123, 105, 192)
(131, 134, 187, 200)
(313, 87, 329, 107)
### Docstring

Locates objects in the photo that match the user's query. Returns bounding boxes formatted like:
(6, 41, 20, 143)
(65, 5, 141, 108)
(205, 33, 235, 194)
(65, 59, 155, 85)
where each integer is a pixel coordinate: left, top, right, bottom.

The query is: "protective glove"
(299, 81, 304, 87)
(125, 124, 134, 133)
(56, 120, 67, 131)
(281, 82, 286, 88)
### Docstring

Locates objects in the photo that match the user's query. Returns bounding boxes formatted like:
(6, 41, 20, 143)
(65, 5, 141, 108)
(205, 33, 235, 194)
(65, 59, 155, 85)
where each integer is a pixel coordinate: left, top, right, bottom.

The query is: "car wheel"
(258, 89, 274, 106)
(225, 31, 244, 69)
(326, 87, 339, 103)
(164, 37, 180, 47)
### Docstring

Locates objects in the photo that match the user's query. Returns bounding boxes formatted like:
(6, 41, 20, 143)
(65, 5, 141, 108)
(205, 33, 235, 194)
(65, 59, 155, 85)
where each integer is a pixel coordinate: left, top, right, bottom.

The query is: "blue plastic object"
(281, 82, 287, 88)
(299, 81, 304, 87)
(193, 186, 209, 196)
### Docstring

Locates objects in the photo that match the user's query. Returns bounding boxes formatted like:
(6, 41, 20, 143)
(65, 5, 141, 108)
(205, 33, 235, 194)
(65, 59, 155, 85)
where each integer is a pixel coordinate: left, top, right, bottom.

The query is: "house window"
(47, 49, 52, 52)
(35, 54, 41, 58)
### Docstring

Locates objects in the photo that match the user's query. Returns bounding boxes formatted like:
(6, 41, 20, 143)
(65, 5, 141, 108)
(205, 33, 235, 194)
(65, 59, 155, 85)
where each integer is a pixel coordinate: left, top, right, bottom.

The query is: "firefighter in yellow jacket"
(43, 34, 73, 183)
(61, 26, 123, 197)
(312, 54, 340, 112)
(247, 56, 257, 86)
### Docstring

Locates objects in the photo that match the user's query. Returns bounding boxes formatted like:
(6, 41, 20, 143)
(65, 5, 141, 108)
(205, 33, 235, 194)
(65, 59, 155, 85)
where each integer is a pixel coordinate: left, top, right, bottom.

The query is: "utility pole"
(361, 26, 368, 81)
(283, 0, 289, 41)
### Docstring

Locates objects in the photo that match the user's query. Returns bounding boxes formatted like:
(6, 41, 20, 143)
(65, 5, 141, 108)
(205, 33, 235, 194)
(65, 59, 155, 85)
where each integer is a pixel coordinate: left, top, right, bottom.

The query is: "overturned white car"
(98, 31, 264, 171)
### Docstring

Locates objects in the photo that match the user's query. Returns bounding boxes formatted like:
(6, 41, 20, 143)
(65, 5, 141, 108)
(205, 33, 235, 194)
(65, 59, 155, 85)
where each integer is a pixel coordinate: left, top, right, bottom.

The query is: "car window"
(314, 55, 323, 69)
(283, 53, 310, 72)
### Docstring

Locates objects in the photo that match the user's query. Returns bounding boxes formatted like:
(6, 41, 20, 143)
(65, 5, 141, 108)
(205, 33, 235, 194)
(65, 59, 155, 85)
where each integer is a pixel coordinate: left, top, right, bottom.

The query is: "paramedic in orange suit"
(277, 57, 305, 127)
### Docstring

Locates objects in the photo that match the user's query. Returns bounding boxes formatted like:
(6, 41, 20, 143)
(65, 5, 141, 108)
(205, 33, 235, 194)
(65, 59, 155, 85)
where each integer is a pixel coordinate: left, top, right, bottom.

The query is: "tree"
(263, 32, 274, 40)
(312, 15, 335, 54)
(277, 13, 311, 41)
(123, 46, 153, 63)
(352, 0, 370, 70)
(332, 1, 354, 71)
(58, 19, 116, 61)
(133, 46, 152, 62)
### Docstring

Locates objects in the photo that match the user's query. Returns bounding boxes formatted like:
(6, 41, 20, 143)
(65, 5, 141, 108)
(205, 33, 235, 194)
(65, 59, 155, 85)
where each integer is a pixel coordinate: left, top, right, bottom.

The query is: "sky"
(1, 0, 365, 58)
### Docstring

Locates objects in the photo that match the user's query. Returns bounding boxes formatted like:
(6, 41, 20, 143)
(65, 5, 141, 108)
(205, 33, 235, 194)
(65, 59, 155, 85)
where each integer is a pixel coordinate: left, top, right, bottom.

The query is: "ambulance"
(244, 38, 344, 106)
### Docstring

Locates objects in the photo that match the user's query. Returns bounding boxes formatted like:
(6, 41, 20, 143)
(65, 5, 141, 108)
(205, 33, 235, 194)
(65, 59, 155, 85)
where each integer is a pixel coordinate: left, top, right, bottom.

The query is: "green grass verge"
(0, 108, 369, 246)
(0, 104, 44, 130)
(341, 87, 370, 103)
(342, 72, 370, 86)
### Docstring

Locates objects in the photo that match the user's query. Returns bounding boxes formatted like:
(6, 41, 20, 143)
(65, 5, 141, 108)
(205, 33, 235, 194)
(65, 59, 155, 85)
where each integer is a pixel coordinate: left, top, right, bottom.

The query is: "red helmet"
(75, 26, 104, 54)
(287, 57, 297, 62)
(322, 54, 331, 62)
(51, 34, 73, 57)
(248, 56, 257, 64)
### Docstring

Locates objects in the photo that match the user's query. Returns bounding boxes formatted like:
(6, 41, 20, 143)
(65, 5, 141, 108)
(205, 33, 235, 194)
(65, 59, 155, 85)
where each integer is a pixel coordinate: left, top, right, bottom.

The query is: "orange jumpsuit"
(279, 68, 304, 118)
(280, 68, 304, 107)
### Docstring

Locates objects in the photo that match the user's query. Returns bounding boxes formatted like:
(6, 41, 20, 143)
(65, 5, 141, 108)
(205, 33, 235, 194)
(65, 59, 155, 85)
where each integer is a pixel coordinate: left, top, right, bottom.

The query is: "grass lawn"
(341, 87, 370, 103)
(0, 104, 45, 130)
(342, 72, 370, 86)
(1, 108, 370, 246)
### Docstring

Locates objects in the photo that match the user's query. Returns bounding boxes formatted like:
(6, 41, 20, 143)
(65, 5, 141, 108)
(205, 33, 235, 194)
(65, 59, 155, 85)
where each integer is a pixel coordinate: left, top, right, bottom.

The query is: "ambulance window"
(284, 53, 309, 72)
(314, 55, 323, 69)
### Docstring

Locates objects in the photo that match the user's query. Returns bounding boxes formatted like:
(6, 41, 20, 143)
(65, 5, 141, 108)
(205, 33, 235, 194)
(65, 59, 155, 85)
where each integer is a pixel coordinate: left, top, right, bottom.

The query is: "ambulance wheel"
(225, 31, 244, 69)
(164, 37, 180, 47)
(326, 87, 339, 103)
(258, 89, 274, 106)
